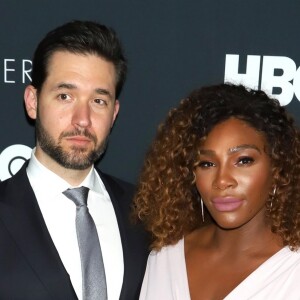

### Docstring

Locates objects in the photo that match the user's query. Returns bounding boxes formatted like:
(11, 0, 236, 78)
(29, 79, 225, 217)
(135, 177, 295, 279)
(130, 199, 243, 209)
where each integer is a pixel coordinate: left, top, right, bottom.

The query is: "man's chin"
(57, 154, 94, 170)
(61, 162, 92, 171)
(60, 148, 103, 169)
(39, 140, 105, 169)
(69, 144, 91, 153)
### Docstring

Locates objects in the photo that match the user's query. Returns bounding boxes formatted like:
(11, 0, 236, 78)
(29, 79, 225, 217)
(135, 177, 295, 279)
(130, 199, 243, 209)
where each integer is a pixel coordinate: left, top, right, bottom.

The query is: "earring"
(201, 198, 205, 222)
(269, 186, 277, 210)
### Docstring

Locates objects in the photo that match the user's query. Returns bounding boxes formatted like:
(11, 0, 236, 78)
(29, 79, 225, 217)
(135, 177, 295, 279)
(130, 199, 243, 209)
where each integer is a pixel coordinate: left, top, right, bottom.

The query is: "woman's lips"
(211, 197, 243, 212)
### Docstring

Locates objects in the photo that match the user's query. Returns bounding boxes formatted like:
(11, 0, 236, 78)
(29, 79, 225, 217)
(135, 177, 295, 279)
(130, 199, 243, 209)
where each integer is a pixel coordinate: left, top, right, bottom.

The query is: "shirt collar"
(27, 149, 102, 195)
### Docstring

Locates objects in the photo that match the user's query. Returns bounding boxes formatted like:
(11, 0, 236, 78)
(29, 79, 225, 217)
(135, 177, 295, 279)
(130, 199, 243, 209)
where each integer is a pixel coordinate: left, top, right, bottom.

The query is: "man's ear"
(24, 85, 38, 120)
(111, 99, 120, 127)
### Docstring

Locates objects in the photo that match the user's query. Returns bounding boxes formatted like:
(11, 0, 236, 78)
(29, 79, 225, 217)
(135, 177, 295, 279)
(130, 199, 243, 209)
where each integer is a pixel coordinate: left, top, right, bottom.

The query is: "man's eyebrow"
(51, 83, 113, 98)
(52, 82, 77, 91)
(95, 88, 112, 97)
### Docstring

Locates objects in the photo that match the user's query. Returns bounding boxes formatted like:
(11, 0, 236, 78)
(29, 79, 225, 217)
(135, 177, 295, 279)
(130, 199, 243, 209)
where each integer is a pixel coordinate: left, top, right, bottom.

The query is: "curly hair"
(133, 83, 300, 251)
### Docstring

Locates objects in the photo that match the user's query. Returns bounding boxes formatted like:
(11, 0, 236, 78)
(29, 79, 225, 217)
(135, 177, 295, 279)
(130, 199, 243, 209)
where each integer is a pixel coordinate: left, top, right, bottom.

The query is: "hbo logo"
(224, 54, 300, 106)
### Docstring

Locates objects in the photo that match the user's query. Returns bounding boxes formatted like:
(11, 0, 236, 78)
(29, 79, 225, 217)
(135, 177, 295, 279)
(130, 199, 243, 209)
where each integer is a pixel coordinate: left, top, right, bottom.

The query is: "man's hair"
(31, 20, 127, 98)
(133, 83, 300, 250)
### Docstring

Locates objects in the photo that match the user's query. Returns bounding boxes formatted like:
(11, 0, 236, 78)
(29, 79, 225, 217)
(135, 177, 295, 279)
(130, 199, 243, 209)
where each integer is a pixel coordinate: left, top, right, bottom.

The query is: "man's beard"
(35, 115, 107, 170)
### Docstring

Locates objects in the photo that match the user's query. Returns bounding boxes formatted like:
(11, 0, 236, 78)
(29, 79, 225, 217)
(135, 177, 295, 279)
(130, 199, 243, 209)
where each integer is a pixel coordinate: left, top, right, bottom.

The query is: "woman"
(134, 84, 300, 299)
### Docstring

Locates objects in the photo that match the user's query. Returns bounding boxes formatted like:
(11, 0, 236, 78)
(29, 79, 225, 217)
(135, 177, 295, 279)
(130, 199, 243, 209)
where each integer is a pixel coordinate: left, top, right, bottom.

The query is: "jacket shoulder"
(0, 163, 29, 200)
(96, 169, 135, 194)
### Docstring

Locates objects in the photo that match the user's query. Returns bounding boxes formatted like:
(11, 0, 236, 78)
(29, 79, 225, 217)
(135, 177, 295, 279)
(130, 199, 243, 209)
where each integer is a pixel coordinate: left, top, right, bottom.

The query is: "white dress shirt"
(26, 150, 123, 300)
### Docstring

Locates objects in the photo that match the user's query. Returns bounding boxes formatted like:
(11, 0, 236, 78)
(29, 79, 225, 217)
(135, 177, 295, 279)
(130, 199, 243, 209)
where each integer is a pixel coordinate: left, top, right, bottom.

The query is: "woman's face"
(195, 117, 273, 230)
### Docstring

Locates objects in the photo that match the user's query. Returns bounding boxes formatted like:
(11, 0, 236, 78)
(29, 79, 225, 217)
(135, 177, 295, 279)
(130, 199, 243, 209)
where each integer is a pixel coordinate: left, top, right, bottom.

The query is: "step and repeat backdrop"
(1, 0, 300, 183)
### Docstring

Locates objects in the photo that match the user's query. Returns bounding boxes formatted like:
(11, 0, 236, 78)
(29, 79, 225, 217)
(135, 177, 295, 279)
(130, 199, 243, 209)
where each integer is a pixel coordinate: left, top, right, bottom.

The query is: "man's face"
(25, 51, 119, 171)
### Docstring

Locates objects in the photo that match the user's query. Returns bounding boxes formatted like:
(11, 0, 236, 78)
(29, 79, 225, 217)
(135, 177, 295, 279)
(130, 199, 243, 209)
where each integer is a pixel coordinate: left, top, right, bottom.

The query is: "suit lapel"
(98, 170, 130, 262)
(98, 171, 132, 296)
(0, 164, 77, 299)
(98, 170, 149, 300)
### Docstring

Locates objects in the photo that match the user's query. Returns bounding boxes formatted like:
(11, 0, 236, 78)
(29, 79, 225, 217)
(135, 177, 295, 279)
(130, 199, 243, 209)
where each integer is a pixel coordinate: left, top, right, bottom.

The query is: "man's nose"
(71, 102, 92, 128)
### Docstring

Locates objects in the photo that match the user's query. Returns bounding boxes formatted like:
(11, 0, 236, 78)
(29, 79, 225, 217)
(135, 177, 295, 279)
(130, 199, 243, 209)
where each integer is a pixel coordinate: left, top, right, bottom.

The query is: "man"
(0, 20, 148, 300)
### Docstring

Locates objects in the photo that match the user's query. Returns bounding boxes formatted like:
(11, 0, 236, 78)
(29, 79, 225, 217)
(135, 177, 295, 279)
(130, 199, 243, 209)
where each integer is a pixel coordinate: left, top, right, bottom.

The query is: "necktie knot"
(63, 186, 89, 207)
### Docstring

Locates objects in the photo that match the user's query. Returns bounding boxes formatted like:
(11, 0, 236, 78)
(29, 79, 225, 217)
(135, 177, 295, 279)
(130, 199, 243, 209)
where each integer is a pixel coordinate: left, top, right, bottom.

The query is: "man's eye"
(237, 156, 254, 165)
(58, 94, 70, 101)
(94, 99, 107, 105)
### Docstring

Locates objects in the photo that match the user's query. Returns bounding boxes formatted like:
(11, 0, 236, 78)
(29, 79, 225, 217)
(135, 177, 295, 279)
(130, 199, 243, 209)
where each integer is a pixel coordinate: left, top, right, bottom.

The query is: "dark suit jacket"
(0, 163, 149, 300)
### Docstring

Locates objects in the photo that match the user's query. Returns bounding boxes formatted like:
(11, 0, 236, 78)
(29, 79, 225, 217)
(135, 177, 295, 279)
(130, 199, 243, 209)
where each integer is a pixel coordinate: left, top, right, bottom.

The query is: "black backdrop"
(1, 0, 300, 183)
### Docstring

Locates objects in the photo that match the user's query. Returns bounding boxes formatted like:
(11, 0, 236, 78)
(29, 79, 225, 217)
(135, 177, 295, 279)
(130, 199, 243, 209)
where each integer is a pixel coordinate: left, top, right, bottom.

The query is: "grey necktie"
(63, 186, 107, 300)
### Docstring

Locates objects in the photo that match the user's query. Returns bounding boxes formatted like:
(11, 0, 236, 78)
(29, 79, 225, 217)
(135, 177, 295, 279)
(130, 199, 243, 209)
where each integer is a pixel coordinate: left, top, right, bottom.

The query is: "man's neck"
(34, 148, 92, 186)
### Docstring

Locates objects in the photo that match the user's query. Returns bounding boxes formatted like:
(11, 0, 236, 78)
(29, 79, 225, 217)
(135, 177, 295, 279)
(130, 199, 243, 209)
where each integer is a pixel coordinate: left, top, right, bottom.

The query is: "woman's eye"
(237, 156, 254, 165)
(198, 161, 214, 168)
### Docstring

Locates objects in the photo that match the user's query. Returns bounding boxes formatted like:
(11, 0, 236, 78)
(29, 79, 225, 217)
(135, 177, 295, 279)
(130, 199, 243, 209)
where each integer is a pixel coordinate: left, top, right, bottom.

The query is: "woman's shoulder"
(140, 238, 190, 300)
(149, 238, 184, 259)
(144, 238, 187, 288)
(280, 246, 300, 265)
